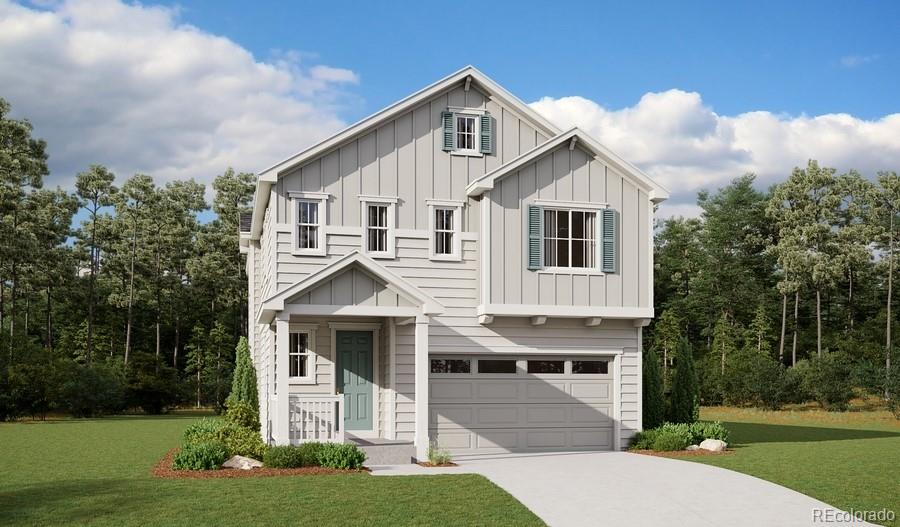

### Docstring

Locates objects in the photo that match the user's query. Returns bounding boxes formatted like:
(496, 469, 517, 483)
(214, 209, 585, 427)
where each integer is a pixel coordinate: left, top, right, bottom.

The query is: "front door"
(336, 331, 374, 431)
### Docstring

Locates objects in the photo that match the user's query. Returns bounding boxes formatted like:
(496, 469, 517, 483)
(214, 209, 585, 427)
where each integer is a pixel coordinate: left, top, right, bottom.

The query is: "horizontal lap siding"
(488, 142, 650, 309)
(394, 323, 416, 441)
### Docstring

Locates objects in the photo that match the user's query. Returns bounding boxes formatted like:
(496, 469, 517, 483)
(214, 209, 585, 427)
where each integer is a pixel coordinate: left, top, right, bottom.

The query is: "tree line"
(649, 165, 900, 417)
(0, 97, 255, 419)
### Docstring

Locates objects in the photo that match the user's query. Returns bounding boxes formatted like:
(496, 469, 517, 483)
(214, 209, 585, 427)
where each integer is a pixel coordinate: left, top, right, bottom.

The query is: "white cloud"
(840, 54, 879, 68)
(530, 92, 900, 218)
(0, 0, 358, 194)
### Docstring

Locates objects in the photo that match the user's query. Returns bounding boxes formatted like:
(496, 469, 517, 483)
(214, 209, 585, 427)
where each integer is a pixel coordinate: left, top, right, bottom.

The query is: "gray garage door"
(429, 355, 615, 454)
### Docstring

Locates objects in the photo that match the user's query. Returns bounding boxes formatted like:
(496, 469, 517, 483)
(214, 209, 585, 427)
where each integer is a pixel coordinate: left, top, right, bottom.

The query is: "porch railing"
(288, 395, 344, 444)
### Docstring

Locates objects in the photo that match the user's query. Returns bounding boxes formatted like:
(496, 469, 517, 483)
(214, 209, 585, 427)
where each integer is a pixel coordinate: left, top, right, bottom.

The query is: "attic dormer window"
(441, 109, 493, 155)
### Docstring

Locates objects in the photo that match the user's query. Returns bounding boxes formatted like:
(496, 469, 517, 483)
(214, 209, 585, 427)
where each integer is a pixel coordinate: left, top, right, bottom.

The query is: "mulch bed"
(417, 461, 458, 467)
(152, 448, 369, 479)
(629, 449, 735, 458)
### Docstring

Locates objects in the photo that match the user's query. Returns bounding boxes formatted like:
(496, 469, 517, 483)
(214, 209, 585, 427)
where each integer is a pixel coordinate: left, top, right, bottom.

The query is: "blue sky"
(1, 0, 898, 220)
(164, 0, 899, 120)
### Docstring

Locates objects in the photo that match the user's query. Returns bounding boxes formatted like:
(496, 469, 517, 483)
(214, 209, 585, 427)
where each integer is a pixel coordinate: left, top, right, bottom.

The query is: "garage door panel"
(429, 406, 472, 426)
(525, 430, 567, 448)
(525, 381, 570, 400)
(475, 382, 520, 400)
(430, 427, 614, 453)
(570, 382, 611, 401)
(572, 428, 613, 448)
(571, 404, 613, 425)
(431, 403, 613, 429)
(477, 430, 520, 450)
(476, 406, 519, 425)
(431, 382, 473, 401)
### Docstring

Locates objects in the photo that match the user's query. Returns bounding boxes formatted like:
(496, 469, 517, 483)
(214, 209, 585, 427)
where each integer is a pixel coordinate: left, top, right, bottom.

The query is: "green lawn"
(694, 406, 900, 526)
(0, 414, 543, 527)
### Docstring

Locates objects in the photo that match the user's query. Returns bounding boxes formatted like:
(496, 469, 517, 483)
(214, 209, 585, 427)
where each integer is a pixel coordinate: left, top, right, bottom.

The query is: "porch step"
(348, 437, 416, 465)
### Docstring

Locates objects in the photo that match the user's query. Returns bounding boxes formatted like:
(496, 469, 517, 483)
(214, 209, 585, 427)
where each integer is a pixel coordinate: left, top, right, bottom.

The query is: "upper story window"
(544, 209, 596, 268)
(441, 109, 493, 156)
(527, 202, 618, 273)
(427, 199, 463, 261)
(290, 192, 328, 256)
(456, 115, 477, 151)
(359, 195, 397, 259)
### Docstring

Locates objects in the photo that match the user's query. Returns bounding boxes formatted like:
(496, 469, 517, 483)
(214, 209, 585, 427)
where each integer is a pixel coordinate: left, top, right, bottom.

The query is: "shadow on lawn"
(724, 421, 900, 445)
(0, 478, 166, 525)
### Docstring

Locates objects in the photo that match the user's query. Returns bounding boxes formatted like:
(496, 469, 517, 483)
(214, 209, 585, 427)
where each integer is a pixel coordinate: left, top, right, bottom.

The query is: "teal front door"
(336, 331, 374, 431)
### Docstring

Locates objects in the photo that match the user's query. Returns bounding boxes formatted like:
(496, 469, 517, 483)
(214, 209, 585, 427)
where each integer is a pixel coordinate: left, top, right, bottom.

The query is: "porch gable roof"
(259, 251, 444, 323)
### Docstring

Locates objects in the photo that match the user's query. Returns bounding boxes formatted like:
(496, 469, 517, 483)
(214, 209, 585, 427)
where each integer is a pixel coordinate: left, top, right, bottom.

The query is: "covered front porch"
(260, 251, 443, 461)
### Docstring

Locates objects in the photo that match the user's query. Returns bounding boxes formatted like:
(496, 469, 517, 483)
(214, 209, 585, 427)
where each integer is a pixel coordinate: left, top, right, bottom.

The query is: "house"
(239, 66, 668, 462)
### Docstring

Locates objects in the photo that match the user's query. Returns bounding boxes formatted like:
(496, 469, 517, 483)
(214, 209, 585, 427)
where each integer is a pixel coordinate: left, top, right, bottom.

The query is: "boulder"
(223, 455, 263, 470)
(685, 445, 700, 451)
(698, 439, 727, 452)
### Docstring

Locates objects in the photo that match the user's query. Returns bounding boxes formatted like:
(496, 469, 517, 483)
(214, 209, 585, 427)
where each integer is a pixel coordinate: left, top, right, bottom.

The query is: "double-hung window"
(288, 324, 317, 383)
(527, 203, 618, 273)
(427, 199, 463, 261)
(360, 196, 397, 258)
(290, 192, 328, 256)
(440, 109, 493, 155)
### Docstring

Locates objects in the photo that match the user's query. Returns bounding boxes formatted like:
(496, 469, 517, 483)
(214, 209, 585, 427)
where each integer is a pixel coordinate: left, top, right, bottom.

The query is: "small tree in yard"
(668, 338, 699, 424)
(642, 347, 665, 429)
(227, 337, 257, 409)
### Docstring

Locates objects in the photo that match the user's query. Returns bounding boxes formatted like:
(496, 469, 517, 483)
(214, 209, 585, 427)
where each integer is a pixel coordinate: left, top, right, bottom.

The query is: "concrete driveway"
(370, 452, 876, 526)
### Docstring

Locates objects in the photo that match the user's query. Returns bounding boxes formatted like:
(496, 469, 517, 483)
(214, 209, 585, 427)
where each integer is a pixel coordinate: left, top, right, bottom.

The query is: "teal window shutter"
(479, 113, 493, 154)
(441, 111, 455, 151)
(601, 208, 618, 273)
(527, 204, 543, 270)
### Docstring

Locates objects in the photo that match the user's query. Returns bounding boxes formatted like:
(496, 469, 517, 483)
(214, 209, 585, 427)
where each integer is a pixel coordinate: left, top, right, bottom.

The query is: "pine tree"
(642, 347, 665, 429)
(668, 338, 699, 424)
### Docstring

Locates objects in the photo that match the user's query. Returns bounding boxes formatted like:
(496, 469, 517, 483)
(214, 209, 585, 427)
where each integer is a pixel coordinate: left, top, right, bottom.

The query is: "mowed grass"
(694, 406, 900, 526)
(0, 414, 543, 527)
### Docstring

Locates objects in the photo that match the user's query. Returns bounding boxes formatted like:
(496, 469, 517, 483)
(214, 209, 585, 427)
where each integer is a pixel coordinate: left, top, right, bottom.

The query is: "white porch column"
(275, 313, 290, 445)
(414, 314, 430, 461)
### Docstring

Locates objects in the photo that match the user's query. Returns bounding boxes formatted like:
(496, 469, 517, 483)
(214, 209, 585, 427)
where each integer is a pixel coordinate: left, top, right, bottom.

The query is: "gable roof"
(249, 66, 562, 239)
(466, 128, 670, 202)
(259, 250, 444, 321)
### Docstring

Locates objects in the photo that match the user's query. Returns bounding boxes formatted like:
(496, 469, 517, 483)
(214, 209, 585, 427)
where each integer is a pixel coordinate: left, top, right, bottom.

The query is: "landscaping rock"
(223, 455, 263, 470)
(698, 439, 727, 452)
(685, 445, 700, 451)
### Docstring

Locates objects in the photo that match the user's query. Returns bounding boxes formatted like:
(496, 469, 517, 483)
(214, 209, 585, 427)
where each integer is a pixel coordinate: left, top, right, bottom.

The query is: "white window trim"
(359, 196, 397, 259)
(288, 323, 318, 385)
(290, 192, 328, 256)
(427, 199, 463, 261)
(537, 204, 603, 273)
(450, 110, 483, 157)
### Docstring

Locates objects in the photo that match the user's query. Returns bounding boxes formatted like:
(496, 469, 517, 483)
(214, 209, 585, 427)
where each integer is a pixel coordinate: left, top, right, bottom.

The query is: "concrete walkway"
(370, 452, 877, 526)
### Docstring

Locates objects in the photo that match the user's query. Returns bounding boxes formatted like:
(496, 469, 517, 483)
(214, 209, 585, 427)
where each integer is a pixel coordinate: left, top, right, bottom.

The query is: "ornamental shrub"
(427, 441, 452, 465)
(688, 421, 729, 444)
(629, 428, 659, 450)
(218, 424, 266, 459)
(225, 400, 259, 431)
(642, 348, 665, 429)
(173, 442, 228, 471)
(317, 443, 366, 469)
(263, 443, 326, 468)
(226, 337, 258, 410)
(651, 428, 691, 451)
(668, 338, 699, 424)
(263, 446, 306, 468)
(183, 417, 228, 444)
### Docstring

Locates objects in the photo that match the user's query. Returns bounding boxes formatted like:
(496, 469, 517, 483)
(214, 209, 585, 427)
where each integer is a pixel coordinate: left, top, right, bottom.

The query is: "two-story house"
(239, 66, 668, 462)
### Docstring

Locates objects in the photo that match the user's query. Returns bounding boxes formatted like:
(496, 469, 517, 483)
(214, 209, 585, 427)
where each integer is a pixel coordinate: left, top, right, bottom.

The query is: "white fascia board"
(467, 128, 670, 202)
(249, 179, 273, 240)
(476, 304, 654, 320)
(257, 66, 561, 181)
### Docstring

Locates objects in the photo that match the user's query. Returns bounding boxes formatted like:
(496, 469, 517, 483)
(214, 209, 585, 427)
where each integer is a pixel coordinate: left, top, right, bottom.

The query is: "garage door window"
(527, 360, 565, 374)
(478, 359, 517, 374)
(431, 358, 471, 374)
(572, 360, 609, 374)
